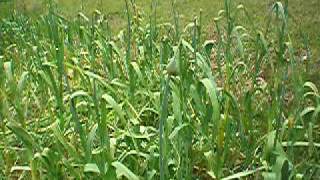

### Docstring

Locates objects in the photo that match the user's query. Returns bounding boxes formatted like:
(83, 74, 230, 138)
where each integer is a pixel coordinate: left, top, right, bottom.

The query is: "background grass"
(1, 0, 319, 86)
(1, 0, 319, 58)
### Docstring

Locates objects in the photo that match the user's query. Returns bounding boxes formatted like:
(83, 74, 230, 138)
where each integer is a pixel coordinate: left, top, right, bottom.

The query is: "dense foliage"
(0, 0, 319, 179)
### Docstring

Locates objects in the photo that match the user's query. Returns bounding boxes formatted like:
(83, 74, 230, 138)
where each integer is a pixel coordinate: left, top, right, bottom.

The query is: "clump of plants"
(0, 0, 319, 179)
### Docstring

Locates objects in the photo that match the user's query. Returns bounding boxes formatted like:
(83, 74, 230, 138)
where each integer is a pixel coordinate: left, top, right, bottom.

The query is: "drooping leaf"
(112, 161, 139, 180)
(201, 78, 220, 124)
(10, 166, 31, 172)
(222, 166, 265, 180)
(7, 123, 37, 150)
(203, 40, 215, 57)
(102, 94, 126, 124)
(84, 163, 100, 174)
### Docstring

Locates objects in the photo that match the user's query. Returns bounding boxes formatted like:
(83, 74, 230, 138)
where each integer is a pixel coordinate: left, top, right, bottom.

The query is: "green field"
(1, 0, 320, 57)
(0, 0, 319, 179)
